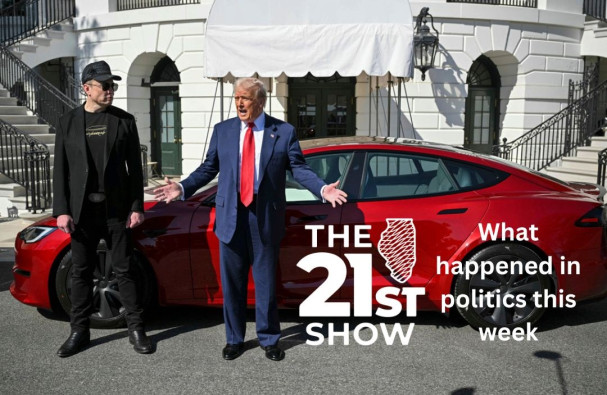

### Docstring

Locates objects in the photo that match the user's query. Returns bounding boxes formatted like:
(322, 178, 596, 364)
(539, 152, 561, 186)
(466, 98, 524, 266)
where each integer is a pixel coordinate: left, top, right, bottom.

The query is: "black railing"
(446, 0, 537, 7)
(0, 44, 78, 133)
(584, 0, 607, 23)
(0, 0, 75, 47)
(569, 63, 599, 105)
(0, 119, 51, 212)
(117, 0, 200, 12)
(494, 79, 607, 171)
(598, 148, 607, 186)
(0, 44, 76, 212)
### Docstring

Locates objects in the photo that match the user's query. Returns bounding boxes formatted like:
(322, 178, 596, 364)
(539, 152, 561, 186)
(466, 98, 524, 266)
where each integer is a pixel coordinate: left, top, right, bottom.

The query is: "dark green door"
(152, 88, 181, 175)
(464, 55, 501, 155)
(288, 75, 355, 141)
(464, 87, 496, 154)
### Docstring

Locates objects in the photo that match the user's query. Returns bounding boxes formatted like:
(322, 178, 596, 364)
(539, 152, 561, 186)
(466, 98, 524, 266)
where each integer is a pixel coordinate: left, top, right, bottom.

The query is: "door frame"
(151, 85, 182, 176)
(287, 74, 356, 140)
(464, 55, 501, 154)
(464, 86, 498, 154)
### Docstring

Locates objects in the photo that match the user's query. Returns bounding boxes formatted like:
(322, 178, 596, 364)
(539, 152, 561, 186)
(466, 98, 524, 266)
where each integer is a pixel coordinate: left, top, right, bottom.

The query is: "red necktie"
(240, 122, 255, 206)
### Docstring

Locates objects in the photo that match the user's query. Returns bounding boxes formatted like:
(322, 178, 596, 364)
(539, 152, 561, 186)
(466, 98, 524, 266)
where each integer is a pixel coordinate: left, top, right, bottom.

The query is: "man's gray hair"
(235, 78, 267, 102)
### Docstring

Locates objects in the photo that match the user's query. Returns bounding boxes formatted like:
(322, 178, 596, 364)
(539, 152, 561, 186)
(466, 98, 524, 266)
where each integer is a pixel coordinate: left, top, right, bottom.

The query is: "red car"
(11, 137, 607, 329)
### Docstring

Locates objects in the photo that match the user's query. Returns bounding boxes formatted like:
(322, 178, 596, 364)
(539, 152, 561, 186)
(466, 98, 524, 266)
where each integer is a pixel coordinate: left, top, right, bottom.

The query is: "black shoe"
(57, 330, 90, 358)
(129, 330, 154, 354)
(262, 345, 285, 361)
(222, 343, 244, 360)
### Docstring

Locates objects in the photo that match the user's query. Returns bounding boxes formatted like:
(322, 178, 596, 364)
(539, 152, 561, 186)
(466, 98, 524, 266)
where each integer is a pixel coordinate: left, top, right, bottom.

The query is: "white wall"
(70, 0, 587, 176)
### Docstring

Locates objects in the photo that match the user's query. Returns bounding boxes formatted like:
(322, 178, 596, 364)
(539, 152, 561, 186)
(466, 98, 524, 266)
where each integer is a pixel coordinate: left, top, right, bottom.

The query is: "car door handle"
(295, 215, 328, 223)
(143, 228, 167, 238)
(437, 208, 468, 215)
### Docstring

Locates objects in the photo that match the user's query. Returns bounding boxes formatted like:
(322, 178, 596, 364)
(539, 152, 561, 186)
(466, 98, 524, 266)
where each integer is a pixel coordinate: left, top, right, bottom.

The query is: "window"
(286, 152, 353, 203)
(359, 151, 508, 200)
(288, 74, 356, 140)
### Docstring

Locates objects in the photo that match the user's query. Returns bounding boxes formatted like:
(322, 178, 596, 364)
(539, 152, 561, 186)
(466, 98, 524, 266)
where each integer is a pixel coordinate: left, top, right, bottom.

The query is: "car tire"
(454, 243, 551, 329)
(54, 240, 155, 329)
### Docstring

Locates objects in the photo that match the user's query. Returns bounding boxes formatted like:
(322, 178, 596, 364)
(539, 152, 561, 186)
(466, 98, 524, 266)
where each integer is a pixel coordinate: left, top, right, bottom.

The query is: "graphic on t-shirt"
(86, 124, 107, 137)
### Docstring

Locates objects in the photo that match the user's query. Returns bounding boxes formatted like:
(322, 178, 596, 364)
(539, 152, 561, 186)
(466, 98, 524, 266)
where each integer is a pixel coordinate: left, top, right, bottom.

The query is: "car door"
(186, 152, 355, 306)
(277, 151, 354, 304)
(339, 150, 491, 305)
(187, 184, 223, 303)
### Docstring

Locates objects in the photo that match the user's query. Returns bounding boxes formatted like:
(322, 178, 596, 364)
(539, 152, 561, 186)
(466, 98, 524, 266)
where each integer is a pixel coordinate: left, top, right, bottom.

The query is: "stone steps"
(0, 114, 40, 124)
(0, 106, 28, 115)
(0, 183, 26, 198)
(0, 84, 55, 211)
(543, 135, 605, 184)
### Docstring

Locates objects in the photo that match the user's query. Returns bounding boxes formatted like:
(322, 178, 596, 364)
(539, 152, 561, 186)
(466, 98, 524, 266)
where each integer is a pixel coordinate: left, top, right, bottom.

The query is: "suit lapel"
(258, 114, 278, 183)
(229, 118, 242, 185)
(73, 106, 88, 169)
(104, 108, 119, 170)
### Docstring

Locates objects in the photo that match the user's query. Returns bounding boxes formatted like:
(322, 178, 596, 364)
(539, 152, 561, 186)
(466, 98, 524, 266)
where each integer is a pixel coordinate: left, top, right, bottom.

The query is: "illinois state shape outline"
(378, 218, 416, 284)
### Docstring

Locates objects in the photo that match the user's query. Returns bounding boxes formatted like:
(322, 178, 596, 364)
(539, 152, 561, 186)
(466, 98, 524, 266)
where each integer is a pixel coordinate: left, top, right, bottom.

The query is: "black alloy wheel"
(54, 240, 154, 329)
(454, 243, 551, 329)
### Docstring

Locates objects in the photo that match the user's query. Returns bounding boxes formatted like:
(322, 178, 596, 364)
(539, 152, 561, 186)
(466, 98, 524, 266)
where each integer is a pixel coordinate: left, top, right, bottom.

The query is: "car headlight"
(19, 226, 56, 243)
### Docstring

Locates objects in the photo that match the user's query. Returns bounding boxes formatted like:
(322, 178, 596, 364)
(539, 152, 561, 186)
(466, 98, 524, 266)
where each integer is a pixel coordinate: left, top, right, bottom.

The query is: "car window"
(442, 159, 508, 190)
(360, 152, 508, 200)
(362, 153, 444, 199)
(286, 152, 353, 203)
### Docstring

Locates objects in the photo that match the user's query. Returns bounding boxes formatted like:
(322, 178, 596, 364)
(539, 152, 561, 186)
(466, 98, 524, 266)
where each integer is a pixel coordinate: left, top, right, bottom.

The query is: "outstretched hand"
(322, 180, 348, 208)
(153, 177, 183, 204)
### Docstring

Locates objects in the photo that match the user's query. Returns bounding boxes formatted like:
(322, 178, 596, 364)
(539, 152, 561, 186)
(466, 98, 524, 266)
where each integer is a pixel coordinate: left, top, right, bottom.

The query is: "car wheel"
(454, 243, 551, 329)
(54, 240, 155, 329)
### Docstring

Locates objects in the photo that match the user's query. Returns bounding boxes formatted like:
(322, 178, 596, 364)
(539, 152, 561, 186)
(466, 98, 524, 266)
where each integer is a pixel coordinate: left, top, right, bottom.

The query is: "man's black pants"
(69, 201, 144, 332)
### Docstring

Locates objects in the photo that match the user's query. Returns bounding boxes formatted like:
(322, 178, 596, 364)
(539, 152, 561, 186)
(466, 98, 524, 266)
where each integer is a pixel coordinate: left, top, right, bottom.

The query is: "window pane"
(363, 153, 450, 199)
(286, 152, 353, 202)
(443, 159, 509, 190)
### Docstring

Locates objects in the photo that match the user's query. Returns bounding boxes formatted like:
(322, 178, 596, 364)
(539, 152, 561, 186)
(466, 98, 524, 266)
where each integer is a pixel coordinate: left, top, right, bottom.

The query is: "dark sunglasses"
(89, 81, 118, 91)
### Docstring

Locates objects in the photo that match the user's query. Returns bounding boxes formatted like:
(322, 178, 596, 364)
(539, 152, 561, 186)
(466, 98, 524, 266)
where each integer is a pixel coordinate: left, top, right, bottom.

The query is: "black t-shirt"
(84, 110, 108, 193)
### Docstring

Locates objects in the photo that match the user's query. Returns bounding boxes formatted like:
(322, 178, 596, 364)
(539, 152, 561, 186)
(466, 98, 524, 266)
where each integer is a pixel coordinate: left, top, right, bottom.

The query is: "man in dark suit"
(154, 78, 347, 361)
(53, 60, 152, 357)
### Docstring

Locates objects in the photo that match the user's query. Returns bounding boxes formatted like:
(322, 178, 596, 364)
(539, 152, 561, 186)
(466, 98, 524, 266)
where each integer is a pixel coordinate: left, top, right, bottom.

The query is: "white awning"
(204, 0, 414, 78)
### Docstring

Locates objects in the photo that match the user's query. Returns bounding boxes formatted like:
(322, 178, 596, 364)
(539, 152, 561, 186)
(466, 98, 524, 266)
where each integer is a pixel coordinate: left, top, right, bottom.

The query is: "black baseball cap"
(81, 61, 122, 84)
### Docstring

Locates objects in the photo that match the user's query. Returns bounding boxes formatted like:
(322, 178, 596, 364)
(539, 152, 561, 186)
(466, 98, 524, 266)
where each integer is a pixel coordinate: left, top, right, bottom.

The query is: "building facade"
(5, 0, 603, 179)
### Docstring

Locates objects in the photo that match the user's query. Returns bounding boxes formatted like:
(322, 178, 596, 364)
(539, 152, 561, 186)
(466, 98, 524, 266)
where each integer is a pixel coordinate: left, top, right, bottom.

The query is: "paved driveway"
(1, 253, 606, 394)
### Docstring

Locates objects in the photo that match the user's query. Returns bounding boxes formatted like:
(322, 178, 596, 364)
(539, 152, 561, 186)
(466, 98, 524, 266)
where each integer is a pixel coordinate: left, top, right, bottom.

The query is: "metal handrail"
(0, 119, 51, 212)
(0, 0, 75, 47)
(598, 148, 607, 186)
(64, 71, 85, 103)
(117, 0, 200, 12)
(0, 40, 76, 212)
(445, 0, 537, 7)
(569, 63, 599, 105)
(494, 78, 607, 170)
(0, 44, 78, 133)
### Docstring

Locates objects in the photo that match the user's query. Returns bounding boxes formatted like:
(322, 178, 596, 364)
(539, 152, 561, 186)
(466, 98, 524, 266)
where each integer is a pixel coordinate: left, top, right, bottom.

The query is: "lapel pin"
(271, 133, 275, 138)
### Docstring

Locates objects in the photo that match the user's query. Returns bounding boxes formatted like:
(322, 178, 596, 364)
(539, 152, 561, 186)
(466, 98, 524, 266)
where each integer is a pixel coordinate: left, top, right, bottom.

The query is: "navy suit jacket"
(181, 114, 325, 245)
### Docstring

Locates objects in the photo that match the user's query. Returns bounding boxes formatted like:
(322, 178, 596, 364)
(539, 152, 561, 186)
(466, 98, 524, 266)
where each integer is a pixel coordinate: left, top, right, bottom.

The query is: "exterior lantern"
(413, 7, 439, 81)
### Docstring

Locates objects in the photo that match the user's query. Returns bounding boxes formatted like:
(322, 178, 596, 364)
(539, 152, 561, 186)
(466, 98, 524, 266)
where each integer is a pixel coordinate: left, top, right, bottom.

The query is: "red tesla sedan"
(11, 137, 607, 329)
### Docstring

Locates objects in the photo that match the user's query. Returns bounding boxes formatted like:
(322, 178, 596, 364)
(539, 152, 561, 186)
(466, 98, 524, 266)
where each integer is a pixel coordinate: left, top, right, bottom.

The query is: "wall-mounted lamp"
(413, 7, 439, 81)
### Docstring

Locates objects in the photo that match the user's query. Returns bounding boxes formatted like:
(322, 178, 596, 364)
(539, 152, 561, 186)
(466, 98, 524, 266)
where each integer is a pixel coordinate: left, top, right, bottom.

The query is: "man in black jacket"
(53, 60, 152, 357)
